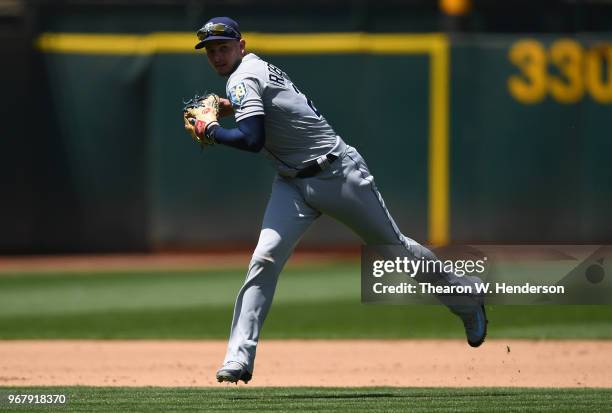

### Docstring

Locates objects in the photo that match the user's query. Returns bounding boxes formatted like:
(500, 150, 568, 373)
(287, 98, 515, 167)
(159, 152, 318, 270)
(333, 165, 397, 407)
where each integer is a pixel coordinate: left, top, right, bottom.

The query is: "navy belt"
(295, 154, 339, 178)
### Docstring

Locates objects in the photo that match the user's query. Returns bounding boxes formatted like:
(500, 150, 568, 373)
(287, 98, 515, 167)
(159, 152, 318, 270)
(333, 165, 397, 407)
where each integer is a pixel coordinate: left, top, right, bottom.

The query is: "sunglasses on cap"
(197, 22, 241, 41)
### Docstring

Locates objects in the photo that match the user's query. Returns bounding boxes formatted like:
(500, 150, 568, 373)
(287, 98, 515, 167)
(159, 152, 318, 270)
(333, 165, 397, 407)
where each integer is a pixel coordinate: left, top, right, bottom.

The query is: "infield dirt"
(1, 339, 611, 387)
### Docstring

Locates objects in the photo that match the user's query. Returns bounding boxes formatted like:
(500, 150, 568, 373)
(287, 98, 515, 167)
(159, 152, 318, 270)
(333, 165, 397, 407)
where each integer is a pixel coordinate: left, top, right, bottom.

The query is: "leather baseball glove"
(182, 93, 220, 147)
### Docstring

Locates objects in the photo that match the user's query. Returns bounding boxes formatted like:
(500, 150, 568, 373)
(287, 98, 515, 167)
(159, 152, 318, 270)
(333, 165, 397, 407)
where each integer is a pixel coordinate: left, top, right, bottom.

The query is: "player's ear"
(239, 39, 246, 55)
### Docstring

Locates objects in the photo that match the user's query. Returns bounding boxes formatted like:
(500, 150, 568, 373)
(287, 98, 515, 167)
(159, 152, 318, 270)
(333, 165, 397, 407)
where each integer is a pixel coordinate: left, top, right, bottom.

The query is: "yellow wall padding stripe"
(36, 31, 450, 245)
(36, 32, 446, 55)
(428, 39, 450, 246)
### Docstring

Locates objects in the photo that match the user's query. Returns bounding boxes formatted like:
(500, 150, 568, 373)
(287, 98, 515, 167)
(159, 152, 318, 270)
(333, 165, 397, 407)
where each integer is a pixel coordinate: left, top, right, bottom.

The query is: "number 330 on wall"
(508, 39, 612, 104)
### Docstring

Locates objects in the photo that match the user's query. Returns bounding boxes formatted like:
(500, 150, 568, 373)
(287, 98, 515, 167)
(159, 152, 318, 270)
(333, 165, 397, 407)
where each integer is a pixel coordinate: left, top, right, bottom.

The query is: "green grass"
(0, 263, 611, 339)
(0, 387, 611, 412)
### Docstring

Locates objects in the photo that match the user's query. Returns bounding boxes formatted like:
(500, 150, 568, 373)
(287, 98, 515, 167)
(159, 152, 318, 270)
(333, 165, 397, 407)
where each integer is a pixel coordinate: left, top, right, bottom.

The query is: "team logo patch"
(229, 82, 248, 106)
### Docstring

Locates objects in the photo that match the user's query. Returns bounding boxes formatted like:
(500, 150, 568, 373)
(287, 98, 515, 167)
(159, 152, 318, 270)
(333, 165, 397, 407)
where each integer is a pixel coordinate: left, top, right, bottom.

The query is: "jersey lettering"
(267, 63, 286, 86)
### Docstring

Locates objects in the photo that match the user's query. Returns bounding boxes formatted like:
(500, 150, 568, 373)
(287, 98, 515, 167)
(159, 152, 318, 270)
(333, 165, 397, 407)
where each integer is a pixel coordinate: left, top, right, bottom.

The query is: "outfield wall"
(451, 35, 612, 243)
(4, 32, 612, 251)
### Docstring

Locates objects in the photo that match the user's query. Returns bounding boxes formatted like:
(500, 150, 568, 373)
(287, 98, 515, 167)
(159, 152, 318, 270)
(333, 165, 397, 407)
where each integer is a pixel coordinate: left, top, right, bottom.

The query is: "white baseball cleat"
(216, 361, 252, 384)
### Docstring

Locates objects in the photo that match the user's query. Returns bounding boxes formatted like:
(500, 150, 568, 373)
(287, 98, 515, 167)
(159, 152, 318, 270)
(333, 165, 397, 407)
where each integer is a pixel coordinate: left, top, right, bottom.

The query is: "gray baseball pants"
(222, 143, 475, 373)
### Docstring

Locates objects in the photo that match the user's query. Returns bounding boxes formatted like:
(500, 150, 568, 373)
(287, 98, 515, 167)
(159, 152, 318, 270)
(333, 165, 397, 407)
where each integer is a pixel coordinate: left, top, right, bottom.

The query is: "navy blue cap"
(195, 17, 241, 49)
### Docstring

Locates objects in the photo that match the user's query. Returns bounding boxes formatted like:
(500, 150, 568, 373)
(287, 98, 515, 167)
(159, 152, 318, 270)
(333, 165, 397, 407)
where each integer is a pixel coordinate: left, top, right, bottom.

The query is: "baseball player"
(185, 17, 487, 384)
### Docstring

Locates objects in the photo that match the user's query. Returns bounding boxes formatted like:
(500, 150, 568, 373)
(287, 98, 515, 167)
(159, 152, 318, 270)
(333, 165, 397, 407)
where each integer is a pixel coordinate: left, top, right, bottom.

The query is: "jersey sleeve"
(227, 74, 265, 122)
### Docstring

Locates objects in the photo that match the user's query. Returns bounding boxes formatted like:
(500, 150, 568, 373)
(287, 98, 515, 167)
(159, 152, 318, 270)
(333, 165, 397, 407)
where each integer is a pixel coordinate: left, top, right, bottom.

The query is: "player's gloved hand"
(218, 98, 234, 118)
(182, 93, 221, 147)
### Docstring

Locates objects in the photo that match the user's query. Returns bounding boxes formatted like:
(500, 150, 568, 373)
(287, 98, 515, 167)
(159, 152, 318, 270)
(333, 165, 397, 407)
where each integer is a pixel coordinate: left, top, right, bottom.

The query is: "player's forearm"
(208, 115, 265, 153)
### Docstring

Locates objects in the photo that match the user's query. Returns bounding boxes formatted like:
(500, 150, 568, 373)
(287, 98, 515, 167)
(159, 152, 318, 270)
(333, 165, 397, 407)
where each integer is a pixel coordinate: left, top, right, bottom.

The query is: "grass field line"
(0, 339, 610, 388)
(0, 387, 609, 412)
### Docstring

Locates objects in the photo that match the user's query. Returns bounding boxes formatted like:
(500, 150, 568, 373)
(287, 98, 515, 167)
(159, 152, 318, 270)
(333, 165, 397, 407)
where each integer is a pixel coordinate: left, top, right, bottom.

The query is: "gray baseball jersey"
(226, 53, 340, 169)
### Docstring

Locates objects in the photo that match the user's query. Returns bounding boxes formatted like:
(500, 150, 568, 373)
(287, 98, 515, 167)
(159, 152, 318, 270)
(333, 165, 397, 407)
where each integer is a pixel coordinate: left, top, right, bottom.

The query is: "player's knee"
(250, 244, 282, 267)
(250, 252, 275, 267)
(251, 229, 290, 265)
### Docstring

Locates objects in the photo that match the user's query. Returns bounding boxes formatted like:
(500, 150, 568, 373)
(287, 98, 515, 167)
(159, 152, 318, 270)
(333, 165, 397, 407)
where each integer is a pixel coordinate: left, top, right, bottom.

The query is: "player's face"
(204, 40, 244, 76)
